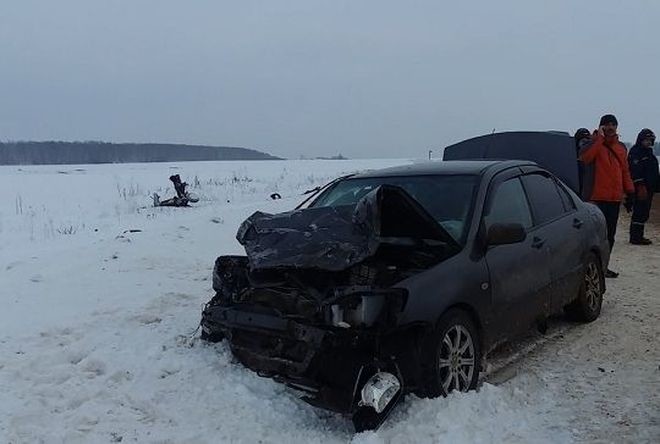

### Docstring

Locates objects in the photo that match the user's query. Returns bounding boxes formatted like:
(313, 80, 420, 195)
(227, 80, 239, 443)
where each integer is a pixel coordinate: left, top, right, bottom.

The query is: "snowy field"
(1, 159, 658, 443)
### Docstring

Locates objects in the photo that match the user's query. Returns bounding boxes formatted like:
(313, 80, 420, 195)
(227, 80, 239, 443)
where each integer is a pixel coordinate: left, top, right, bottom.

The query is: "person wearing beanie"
(574, 128, 592, 151)
(627, 128, 659, 245)
(579, 114, 635, 278)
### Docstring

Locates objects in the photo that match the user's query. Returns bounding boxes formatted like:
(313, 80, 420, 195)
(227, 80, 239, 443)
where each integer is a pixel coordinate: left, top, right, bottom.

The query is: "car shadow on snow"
(484, 312, 595, 386)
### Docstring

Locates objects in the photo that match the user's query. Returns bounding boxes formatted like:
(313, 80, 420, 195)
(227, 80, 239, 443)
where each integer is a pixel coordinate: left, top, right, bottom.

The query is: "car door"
(520, 171, 585, 312)
(553, 180, 588, 304)
(482, 172, 553, 340)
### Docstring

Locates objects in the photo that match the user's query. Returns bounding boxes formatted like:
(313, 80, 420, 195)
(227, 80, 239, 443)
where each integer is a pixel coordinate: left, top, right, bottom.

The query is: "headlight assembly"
(327, 288, 407, 328)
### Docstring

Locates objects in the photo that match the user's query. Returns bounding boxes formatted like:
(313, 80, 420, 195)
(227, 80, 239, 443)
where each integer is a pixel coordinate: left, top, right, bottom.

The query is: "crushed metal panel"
(237, 205, 374, 271)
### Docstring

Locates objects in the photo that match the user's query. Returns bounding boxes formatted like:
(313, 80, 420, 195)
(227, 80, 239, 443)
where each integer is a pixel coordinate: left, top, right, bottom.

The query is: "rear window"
(521, 173, 567, 225)
(556, 181, 576, 212)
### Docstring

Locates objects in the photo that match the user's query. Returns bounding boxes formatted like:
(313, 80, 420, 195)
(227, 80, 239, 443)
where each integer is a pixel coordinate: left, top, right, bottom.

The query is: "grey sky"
(1, 0, 659, 159)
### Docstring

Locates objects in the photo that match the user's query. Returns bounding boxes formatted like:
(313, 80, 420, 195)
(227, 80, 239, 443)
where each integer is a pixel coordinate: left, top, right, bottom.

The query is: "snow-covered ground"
(1, 159, 658, 443)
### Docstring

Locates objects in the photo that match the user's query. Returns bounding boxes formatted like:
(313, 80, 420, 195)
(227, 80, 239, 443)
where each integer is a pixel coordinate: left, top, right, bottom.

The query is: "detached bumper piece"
(201, 304, 403, 430)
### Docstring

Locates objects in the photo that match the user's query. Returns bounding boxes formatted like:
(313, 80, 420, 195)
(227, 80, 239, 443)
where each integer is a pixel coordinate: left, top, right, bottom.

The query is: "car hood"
(236, 185, 459, 271)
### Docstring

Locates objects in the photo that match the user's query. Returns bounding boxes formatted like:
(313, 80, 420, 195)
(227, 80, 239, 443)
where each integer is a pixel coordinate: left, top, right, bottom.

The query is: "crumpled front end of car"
(200, 185, 458, 429)
(200, 255, 410, 418)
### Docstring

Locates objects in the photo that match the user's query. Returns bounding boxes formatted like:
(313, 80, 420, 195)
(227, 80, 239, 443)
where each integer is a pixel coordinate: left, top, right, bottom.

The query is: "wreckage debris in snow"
(153, 174, 199, 207)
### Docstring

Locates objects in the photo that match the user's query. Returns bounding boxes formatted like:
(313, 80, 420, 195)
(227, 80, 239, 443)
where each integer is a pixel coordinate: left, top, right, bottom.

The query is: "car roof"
(352, 159, 538, 178)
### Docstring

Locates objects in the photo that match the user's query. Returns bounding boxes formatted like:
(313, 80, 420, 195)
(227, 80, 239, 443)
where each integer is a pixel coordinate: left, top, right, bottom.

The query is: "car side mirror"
(486, 223, 527, 246)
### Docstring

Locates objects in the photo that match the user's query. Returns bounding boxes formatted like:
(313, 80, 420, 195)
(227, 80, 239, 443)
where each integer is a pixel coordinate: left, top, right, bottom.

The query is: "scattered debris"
(153, 174, 199, 207)
(270, 192, 282, 200)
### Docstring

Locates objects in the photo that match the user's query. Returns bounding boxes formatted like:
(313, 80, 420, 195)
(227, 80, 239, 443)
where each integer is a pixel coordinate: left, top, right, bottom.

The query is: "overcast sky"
(1, 1, 659, 159)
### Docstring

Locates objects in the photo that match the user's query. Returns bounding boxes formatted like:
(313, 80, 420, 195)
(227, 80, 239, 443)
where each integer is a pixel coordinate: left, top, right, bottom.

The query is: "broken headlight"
(212, 256, 249, 301)
(327, 289, 407, 328)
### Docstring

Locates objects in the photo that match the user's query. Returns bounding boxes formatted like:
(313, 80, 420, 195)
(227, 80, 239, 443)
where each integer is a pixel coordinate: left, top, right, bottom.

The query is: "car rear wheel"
(422, 309, 481, 397)
(565, 253, 604, 322)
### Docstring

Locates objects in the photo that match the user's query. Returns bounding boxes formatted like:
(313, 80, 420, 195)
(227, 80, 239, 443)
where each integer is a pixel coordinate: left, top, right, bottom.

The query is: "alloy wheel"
(585, 262, 601, 312)
(438, 325, 475, 393)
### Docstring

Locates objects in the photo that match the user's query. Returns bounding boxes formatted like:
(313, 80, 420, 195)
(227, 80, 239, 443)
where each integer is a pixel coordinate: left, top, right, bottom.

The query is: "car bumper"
(201, 304, 402, 414)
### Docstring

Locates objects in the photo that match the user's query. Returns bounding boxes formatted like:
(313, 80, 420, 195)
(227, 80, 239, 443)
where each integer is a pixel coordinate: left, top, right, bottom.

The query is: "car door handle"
(573, 218, 584, 229)
(532, 237, 545, 249)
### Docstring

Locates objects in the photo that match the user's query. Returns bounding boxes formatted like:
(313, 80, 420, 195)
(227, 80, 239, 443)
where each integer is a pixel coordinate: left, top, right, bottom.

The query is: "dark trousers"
(594, 201, 620, 253)
(630, 193, 654, 241)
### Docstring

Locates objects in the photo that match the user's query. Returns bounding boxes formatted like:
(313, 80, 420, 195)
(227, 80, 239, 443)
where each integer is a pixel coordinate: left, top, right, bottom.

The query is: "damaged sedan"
(200, 160, 609, 431)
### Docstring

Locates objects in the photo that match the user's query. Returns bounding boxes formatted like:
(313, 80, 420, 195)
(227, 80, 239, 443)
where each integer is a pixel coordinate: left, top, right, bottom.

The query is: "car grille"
(233, 287, 319, 319)
(231, 329, 309, 363)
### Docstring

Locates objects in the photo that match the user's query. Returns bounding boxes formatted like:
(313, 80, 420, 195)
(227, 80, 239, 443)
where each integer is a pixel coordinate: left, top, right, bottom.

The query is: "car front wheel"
(422, 309, 481, 397)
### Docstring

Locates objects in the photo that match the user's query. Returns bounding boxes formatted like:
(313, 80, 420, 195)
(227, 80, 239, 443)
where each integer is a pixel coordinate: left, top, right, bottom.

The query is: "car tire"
(564, 253, 604, 323)
(421, 309, 481, 398)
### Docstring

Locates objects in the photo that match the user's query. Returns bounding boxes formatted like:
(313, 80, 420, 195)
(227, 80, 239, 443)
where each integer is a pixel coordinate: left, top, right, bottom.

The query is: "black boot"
(630, 222, 648, 244)
(605, 269, 619, 278)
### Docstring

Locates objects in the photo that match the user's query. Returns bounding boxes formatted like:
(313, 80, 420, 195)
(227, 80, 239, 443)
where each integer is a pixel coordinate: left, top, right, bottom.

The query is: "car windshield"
(309, 174, 478, 243)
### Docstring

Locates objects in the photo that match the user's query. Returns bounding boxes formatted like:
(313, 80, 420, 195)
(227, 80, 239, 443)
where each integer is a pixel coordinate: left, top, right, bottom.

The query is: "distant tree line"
(316, 154, 348, 160)
(0, 141, 282, 165)
(298, 153, 348, 160)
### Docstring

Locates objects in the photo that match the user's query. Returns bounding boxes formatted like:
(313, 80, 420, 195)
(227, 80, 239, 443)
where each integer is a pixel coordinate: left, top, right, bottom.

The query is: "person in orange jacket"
(578, 114, 635, 278)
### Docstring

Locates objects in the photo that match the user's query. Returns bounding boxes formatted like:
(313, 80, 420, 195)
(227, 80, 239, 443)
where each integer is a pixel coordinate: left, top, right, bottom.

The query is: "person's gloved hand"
(635, 183, 648, 200)
(624, 193, 634, 213)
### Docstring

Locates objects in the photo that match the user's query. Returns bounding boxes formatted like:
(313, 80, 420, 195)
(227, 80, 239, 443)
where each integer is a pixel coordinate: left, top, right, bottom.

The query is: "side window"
(484, 178, 533, 229)
(522, 173, 567, 225)
(556, 180, 576, 212)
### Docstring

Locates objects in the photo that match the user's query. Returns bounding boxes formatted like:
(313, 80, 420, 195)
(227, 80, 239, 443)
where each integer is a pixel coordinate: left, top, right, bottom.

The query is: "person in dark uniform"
(628, 128, 659, 244)
(574, 128, 592, 199)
